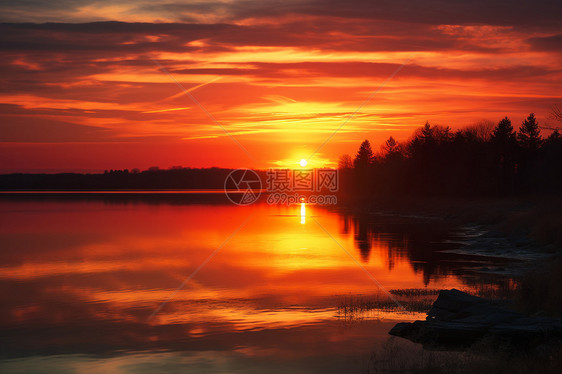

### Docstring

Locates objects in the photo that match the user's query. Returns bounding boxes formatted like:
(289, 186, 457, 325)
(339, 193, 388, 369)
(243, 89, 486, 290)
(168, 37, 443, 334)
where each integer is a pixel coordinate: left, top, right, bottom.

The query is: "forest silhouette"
(0, 167, 270, 191)
(339, 113, 562, 200)
(1, 113, 561, 197)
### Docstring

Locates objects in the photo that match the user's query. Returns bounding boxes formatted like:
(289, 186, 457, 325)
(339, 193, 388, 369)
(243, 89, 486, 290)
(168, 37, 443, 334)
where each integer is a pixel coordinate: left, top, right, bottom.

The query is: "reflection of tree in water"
(353, 213, 371, 262)
(338, 212, 513, 287)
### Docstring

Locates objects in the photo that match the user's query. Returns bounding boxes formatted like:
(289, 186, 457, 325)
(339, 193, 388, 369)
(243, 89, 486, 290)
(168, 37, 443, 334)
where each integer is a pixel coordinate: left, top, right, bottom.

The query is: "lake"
(0, 194, 515, 373)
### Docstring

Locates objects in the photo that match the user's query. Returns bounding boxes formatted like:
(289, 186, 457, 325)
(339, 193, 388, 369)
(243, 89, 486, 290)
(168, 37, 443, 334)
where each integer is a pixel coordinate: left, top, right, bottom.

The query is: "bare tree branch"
(550, 105, 562, 123)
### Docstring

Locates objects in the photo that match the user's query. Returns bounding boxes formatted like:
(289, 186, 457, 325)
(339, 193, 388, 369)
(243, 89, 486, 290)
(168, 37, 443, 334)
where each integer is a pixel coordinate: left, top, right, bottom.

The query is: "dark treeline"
(0, 167, 266, 190)
(339, 113, 562, 200)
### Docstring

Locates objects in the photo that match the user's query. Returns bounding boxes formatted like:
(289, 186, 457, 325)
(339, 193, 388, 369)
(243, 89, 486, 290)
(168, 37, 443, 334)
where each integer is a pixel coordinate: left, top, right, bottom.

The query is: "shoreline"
(349, 196, 562, 317)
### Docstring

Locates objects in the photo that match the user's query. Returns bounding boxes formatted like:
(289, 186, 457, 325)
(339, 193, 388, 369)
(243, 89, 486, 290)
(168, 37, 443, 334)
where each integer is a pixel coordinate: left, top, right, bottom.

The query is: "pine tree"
(383, 136, 397, 153)
(545, 129, 561, 147)
(491, 116, 516, 144)
(517, 113, 542, 149)
(421, 121, 432, 141)
(354, 139, 374, 168)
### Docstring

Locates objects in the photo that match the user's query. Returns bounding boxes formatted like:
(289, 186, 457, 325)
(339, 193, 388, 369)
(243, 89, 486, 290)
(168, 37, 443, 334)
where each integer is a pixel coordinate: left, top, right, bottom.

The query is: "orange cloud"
(0, 2, 561, 171)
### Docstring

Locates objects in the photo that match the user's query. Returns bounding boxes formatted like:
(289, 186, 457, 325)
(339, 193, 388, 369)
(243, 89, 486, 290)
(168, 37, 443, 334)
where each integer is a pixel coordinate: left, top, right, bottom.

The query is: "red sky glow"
(1, 0, 561, 172)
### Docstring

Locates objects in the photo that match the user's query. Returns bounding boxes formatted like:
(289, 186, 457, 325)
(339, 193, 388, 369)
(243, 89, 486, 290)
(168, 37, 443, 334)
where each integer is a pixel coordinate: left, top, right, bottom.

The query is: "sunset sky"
(1, 0, 561, 172)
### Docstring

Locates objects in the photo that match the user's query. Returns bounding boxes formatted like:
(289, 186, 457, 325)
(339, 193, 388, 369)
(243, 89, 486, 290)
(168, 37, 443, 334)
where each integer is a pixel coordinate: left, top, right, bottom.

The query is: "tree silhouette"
(467, 119, 495, 142)
(351, 140, 375, 198)
(491, 116, 516, 145)
(421, 121, 432, 140)
(338, 154, 353, 169)
(354, 139, 374, 168)
(547, 129, 561, 143)
(419, 122, 451, 144)
(383, 136, 399, 155)
(518, 113, 542, 149)
(550, 105, 562, 123)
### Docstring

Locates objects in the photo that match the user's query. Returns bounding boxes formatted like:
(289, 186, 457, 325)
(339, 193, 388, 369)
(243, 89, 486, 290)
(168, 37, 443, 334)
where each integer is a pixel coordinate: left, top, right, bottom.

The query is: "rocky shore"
(390, 289, 562, 354)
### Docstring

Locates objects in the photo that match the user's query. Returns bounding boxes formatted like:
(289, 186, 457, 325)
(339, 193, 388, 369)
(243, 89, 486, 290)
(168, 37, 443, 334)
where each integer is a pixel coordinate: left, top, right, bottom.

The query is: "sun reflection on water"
(0, 197, 512, 370)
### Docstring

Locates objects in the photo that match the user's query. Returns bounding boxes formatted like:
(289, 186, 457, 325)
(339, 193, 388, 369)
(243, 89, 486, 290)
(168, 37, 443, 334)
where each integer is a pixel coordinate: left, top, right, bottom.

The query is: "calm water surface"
(0, 195, 513, 373)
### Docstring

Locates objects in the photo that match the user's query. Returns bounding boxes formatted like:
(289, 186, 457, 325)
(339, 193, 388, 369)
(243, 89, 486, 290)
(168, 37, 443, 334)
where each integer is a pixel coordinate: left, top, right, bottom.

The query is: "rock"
(389, 289, 562, 353)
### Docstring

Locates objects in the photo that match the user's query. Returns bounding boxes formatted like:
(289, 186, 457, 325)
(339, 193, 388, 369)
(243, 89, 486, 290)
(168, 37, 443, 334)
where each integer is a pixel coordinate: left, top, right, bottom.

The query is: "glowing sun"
(299, 159, 308, 167)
